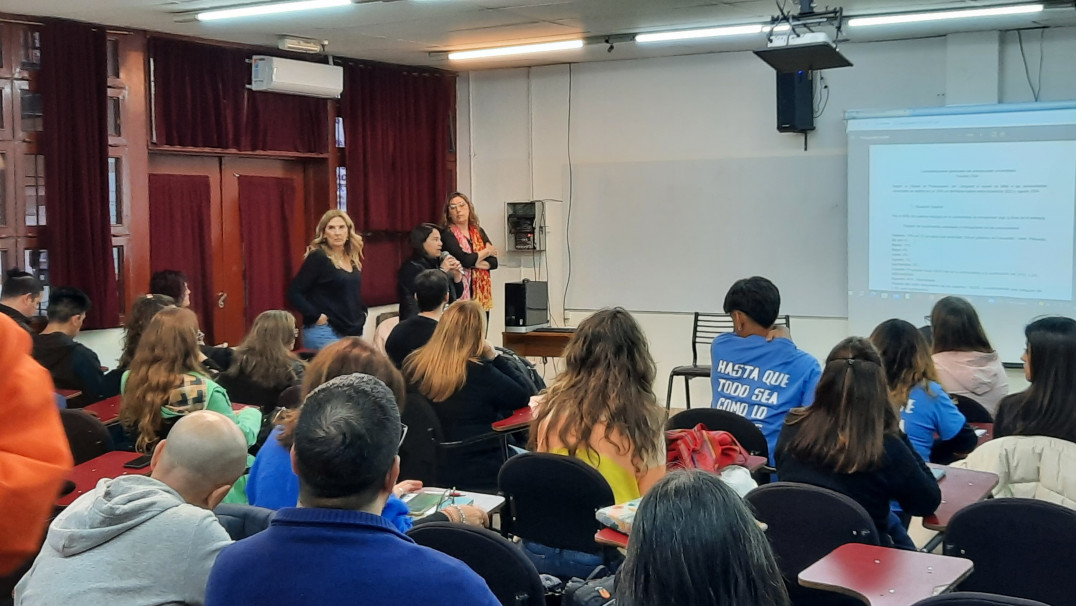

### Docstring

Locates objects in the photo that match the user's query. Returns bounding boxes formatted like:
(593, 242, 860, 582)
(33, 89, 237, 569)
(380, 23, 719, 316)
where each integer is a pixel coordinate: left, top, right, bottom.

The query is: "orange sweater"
(0, 314, 73, 574)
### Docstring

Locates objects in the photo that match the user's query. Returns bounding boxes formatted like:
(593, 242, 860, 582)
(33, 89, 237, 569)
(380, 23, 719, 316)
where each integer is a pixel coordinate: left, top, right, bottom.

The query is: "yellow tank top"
(550, 447, 641, 505)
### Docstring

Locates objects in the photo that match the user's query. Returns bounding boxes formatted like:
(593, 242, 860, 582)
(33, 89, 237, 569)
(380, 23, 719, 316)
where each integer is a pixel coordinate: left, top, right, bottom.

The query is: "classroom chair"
(665, 408, 769, 458)
(945, 498, 1076, 606)
(407, 522, 546, 606)
(951, 394, 993, 423)
(498, 453, 617, 575)
(401, 392, 505, 492)
(213, 504, 277, 541)
(912, 593, 1050, 606)
(746, 482, 878, 606)
(665, 312, 789, 410)
(60, 409, 114, 465)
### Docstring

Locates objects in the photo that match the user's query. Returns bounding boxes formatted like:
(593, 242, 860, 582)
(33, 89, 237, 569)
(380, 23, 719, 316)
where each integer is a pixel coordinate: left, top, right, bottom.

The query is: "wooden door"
(148, 154, 307, 346)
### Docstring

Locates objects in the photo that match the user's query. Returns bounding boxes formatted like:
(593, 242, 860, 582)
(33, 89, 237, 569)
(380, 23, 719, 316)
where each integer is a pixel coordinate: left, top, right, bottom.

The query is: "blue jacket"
(247, 425, 413, 532)
(205, 508, 499, 606)
(710, 333, 822, 461)
(900, 381, 967, 462)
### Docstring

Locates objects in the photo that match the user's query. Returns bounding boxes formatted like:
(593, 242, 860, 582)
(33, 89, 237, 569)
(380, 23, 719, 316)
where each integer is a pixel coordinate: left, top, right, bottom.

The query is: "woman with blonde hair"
(402, 300, 531, 484)
(217, 310, 305, 412)
(247, 337, 489, 529)
(440, 193, 498, 314)
(119, 307, 261, 452)
(531, 307, 666, 504)
(288, 209, 366, 350)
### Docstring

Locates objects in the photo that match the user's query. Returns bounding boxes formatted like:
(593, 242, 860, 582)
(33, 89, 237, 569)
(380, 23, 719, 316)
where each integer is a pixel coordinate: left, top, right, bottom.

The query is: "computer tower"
(776, 70, 815, 133)
(504, 280, 549, 332)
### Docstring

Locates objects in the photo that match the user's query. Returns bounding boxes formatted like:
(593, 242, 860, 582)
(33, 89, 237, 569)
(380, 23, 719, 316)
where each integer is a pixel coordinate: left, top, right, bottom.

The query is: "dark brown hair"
(784, 337, 899, 473)
(870, 319, 939, 406)
(276, 337, 406, 449)
(119, 294, 175, 368)
(930, 296, 994, 354)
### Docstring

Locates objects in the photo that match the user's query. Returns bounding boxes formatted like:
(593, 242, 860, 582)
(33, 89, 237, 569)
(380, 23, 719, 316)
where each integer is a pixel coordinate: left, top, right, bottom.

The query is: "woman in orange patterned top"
(440, 192, 497, 318)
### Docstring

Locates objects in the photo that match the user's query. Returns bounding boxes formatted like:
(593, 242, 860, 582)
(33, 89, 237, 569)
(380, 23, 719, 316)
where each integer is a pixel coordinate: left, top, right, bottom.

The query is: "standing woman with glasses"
(440, 193, 498, 318)
(288, 210, 366, 350)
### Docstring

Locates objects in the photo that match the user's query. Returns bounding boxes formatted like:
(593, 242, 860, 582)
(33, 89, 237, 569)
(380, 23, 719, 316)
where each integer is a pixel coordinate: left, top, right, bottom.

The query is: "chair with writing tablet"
(912, 593, 1050, 606)
(951, 394, 993, 423)
(944, 498, 1076, 605)
(665, 312, 790, 411)
(746, 482, 878, 606)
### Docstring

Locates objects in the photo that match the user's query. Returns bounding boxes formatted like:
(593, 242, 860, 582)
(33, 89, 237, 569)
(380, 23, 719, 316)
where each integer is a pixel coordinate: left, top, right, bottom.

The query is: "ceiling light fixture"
(196, 0, 352, 22)
(848, 3, 1043, 27)
(635, 24, 764, 43)
(447, 39, 584, 61)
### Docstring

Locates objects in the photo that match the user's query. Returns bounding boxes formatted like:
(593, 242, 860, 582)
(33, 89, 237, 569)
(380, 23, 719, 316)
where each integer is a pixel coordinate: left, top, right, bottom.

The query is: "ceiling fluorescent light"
(848, 3, 1043, 27)
(448, 39, 584, 61)
(636, 24, 763, 43)
(196, 0, 351, 22)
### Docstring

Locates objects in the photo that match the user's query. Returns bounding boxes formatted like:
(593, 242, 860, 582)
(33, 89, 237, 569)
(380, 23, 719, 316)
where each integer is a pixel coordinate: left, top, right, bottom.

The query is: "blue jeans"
(303, 323, 345, 351)
(520, 540, 618, 580)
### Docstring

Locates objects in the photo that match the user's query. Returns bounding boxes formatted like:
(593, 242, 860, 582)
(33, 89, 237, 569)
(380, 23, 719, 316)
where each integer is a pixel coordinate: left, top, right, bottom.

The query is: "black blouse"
(287, 249, 366, 336)
(396, 256, 463, 321)
(440, 226, 499, 271)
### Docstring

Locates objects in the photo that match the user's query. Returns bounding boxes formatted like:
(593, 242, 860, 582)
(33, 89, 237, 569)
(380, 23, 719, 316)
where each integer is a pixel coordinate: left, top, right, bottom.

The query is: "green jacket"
(120, 371, 261, 446)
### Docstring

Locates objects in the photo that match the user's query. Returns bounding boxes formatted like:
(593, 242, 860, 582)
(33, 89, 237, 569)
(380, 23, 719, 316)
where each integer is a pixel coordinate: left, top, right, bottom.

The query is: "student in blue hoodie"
(15, 411, 248, 606)
(710, 277, 821, 461)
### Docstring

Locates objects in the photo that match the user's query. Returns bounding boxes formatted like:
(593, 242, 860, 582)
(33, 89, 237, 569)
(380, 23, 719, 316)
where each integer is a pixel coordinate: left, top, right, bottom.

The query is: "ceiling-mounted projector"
(754, 31, 852, 72)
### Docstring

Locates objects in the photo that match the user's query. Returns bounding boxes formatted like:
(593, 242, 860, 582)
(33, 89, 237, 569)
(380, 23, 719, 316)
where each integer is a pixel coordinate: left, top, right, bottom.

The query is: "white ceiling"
(1, 0, 1072, 69)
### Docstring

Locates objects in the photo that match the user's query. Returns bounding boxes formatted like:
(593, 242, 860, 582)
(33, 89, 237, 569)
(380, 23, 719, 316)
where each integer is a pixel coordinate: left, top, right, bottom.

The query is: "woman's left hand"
(393, 480, 423, 497)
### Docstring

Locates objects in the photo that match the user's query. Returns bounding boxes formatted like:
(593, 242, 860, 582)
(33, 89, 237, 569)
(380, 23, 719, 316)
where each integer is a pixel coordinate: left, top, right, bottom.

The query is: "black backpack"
(495, 346, 546, 394)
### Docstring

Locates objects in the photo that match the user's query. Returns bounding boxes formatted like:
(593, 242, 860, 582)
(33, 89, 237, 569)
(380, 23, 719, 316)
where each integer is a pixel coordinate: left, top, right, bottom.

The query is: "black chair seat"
(668, 364, 712, 377)
(912, 592, 1051, 606)
(408, 522, 545, 606)
(60, 409, 114, 465)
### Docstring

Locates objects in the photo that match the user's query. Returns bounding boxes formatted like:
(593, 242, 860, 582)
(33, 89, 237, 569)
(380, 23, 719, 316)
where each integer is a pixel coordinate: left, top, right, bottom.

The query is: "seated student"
(119, 307, 261, 453)
(871, 319, 976, 463)
(616, 470, 790, 606)
(527, 308, 665, 578)
(217, 310, 305, 413)
(386, 269, 450, 368)
(32, 287, 111, 407)
(246, 337, 488, 529)
(15, 410, 247, 606)
(930, 296, 1009, 415)
(532, 308, 666, 504)
(994, 316, 1076, 444)
(0, 314, 72, 577)
(710, 277, 822, 460)
(0, 269, 44, 333)
(397, 223, 463, 321)
(205, 375, 500, 606)
(776, 337, 941, 548)
(151, 269, 233, 371)
(401, 300, 532, 487)
(102, 294, 175, 398)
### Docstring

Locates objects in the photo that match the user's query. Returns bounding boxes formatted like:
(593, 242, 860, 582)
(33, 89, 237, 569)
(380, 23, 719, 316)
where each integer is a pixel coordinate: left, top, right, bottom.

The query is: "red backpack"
(666, 423, 750, 472)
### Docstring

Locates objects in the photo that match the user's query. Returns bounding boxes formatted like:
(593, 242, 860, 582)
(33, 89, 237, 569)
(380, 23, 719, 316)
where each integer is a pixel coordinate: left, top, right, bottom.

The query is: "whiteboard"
(565, 155, 848, 317)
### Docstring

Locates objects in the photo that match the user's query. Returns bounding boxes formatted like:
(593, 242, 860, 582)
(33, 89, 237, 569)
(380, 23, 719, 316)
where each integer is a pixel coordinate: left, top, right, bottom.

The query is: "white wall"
(459, 29, 1076, 406)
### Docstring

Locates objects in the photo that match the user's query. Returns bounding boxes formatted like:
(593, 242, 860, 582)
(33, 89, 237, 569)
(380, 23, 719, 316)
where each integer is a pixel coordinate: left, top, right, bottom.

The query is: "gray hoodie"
(15, 475, 232, 606)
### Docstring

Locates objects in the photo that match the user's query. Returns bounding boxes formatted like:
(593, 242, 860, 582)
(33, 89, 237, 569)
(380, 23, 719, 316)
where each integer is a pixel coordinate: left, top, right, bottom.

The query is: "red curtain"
(360, 234, 412, 307)
(342, 63, 455, 232)
(238, 176, 296, 328)
(148, 174, 216, 339)
(40, 21, 119, 328)
(150, 37, 329, 154)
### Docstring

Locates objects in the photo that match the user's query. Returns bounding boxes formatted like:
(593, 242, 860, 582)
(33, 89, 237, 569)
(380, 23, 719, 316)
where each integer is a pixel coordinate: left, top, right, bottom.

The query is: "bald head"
(151, 410, 248, 508)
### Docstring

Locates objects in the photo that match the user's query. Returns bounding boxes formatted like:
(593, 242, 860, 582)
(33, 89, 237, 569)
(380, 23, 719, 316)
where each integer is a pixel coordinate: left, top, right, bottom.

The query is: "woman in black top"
(397, 223, 463, 321)
(994, 316, 1076, 444)
(402, 300, 532, 487)
(288, 210, 366, 350)
(776, 337, 941, 547)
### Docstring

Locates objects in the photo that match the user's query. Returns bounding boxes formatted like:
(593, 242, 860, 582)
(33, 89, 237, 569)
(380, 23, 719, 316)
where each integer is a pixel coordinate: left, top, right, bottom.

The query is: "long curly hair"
(529, 308, 665, 475)
(119, 307, 204, 451)
(306, 209, 364, 269)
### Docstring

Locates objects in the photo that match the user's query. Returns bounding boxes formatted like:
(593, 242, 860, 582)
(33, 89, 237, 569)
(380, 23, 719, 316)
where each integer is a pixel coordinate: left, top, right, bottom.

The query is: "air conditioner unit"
(250, 55, 343, 99)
